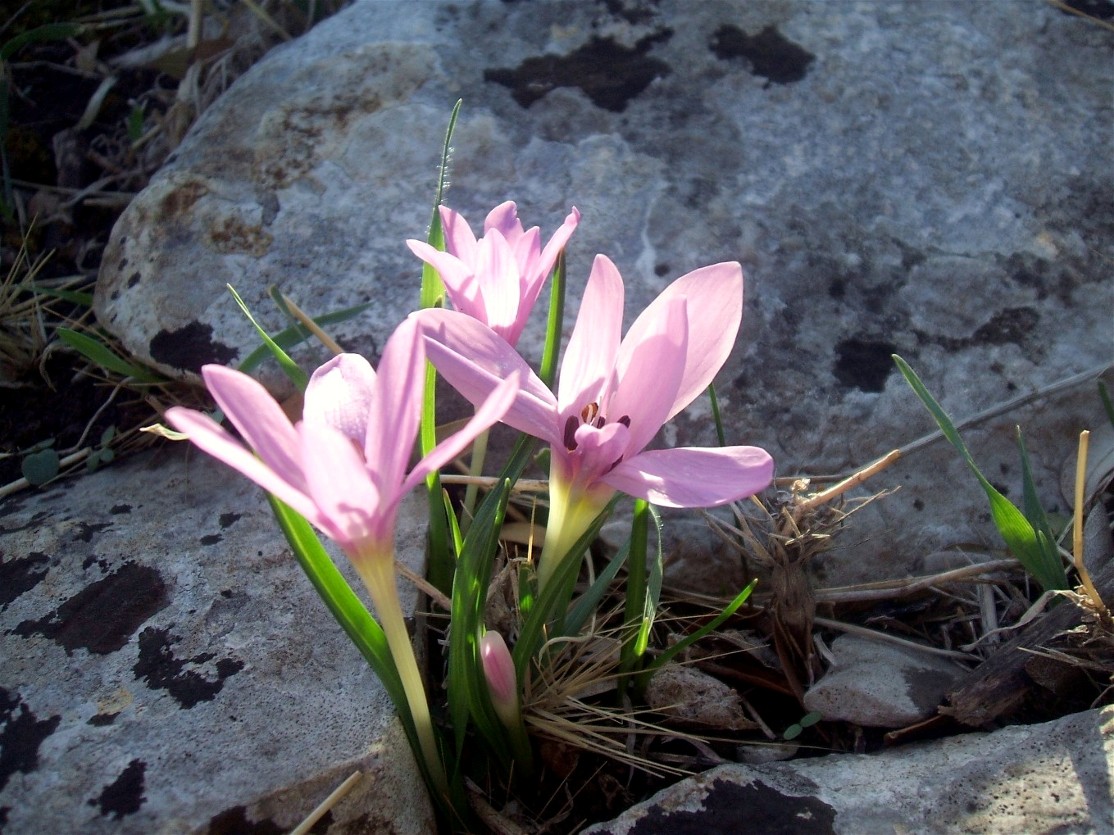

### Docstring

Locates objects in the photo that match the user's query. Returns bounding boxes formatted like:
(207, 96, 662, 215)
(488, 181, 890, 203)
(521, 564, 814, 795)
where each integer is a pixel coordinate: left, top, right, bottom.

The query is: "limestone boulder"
(92, 0, 1113, 586)
(585, 705, 1114, 834)
(0, 449, 433, 833)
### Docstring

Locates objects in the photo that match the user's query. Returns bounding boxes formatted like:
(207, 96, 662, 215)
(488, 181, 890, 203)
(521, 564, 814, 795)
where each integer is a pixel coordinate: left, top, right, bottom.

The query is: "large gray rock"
(584, 705, 1114, 835)
(0, 450, 433, 833)
(93, 0, 1113, 587)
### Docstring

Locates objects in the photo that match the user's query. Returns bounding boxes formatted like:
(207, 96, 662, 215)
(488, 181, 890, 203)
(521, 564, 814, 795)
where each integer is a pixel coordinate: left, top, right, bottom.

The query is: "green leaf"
(638, 579, 757, 691)
(1099, 380, 1114, 430)
(620, 500, 651, 689)
(1, 23, 83, 61)
(538, 251, 566, 389)
(446, 478, 516, 766)
(227, 285, 308, 391)
(236, 301, 373, 375)
(707, 382, 728, 447)
(266, 497, 423, 756)
(563, 541, 629, 637)
(892, 355, 1068, 591)
(27, 286, 94, 306)
(22, 448, 59, 485)
(512, 495, 621, 679)
(56, 328, 164, 382)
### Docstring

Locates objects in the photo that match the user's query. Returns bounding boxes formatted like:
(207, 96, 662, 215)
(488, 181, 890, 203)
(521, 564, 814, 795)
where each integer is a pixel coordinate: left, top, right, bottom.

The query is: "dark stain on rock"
(126, 271, 141, 288)
(0, 688, 62, 793)
(917, 306, 1042, 356)
(218, 512, 241, 529)
(158, 179, 208, 222)
(208, 805, 284, 834)
(88, 759, 146, 820)
(200, 533, 222, 546)
(623, 776, 835, 834)
(972, 307, 1040, 347)
(12, 563, 168, 655)
(111, 504, 132, 514)
(73, 521, 112, 543)
(0, 552, 50, 608)
(710, 24, 815, 84)
(832, 338, 898, 392)
(485, 34, 672, 112)
(87, 712, 118, 727)
(134, 626, 244, 709)
(149, 321, 238, 372)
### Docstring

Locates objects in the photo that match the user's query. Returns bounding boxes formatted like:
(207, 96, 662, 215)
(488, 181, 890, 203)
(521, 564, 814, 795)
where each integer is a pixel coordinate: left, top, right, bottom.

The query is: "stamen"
(594, 416, 605, 429)
(563, 416, 579, 450)
(580, 402, 599, 424)
(617, 415, 631, 428)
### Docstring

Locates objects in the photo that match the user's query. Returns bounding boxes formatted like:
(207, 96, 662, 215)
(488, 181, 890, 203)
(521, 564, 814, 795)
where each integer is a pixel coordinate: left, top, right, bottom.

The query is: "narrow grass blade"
(707, 382, 727, 447)
(236, 301, 373, 374)
(420, 100, 463, 594)
(893, 355, 1068, 591)
(637, 579, 757, 690)
(538, 251, 567, 388)
(512, 495, 620, 678)
(56, 327, 164, 382)
(228, 284, 308, 390)
(266, 496, 413, 739)
(619, 500, 650, 687)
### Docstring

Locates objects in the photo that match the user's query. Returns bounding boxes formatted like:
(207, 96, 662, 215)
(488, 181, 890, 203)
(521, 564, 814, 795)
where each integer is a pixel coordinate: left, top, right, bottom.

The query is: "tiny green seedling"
(783, 711, 822, 741)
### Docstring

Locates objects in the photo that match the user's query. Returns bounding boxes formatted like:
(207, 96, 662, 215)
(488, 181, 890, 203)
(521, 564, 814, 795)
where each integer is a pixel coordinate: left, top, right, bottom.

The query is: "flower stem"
(356, 554, 449, 800)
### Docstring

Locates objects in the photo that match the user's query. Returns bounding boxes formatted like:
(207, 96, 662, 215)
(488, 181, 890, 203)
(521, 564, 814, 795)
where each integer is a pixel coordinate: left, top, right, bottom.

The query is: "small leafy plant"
(893, 355, 1070, 592)
(162, 105, 774, 828)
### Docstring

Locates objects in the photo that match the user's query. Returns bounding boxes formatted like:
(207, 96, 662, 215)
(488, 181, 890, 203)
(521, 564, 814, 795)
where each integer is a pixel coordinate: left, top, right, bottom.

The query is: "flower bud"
(480, 631, 519, 727)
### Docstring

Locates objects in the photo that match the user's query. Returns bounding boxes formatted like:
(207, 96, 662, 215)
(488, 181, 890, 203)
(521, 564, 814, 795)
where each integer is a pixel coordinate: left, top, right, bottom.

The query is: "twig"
(439, 474, 549, 493)
(396, 560, 452, 611)
(1074, 429, 1104, 609)
(277, 290, 345, 356)
(466, 778, 530, 835)
(793, 449, 901, 516)
(897, 362, 1112, 459)
(290, 770, 362, 835)
(812, 616, 976, 663)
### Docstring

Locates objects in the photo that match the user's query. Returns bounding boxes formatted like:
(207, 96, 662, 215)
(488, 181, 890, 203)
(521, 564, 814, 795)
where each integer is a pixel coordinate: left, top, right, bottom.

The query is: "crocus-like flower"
(407, 201, 580, 346)
(165, 316, 520, 795)
(415, 255, 775, 590)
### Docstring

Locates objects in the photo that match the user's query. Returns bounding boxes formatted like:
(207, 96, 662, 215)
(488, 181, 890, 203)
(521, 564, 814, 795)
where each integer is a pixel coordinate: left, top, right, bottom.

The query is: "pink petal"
(414, 309, 559, 444)
(200, 364, 304, 490)
(303, 353, 376, 443)
(402, 370, 522, 495)
(299, 421, 383, 547)
(474, 229, 520, 338)
(406, 240, 484, 320)
(439, 206, 479, 261)
(618, 262, 743, 422)
(557, 254, 624, 419)
(165, 406, 318, 521)
(364, 317, 425, 496)
(483, 201, 522, 241)
(535, 207, 580, 281)
(602, 445, 774, 508)
(606, 296, 687, 456)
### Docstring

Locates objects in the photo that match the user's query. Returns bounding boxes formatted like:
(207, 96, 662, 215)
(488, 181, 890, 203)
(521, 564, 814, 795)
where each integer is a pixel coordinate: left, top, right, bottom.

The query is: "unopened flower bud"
(480, 631, 519, 727)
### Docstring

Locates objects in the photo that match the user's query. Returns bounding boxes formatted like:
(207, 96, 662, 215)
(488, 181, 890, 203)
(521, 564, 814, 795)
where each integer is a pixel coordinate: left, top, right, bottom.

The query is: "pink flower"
(165, 317, 518, 794)
(415, 255, 774, 588)
(407, 201, 580, 346)
(165, 317, 518, 559)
